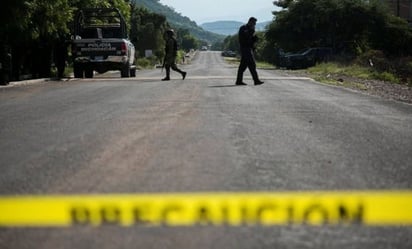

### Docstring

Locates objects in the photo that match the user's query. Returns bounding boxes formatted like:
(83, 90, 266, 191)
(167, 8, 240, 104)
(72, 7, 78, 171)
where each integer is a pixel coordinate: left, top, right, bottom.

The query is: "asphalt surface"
(0, 51, 411, 248)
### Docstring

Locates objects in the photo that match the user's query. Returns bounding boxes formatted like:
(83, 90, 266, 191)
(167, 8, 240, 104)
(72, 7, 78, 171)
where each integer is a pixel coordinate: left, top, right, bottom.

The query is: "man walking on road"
(235, 17, 264, 86)
(162, 29, 187, 81)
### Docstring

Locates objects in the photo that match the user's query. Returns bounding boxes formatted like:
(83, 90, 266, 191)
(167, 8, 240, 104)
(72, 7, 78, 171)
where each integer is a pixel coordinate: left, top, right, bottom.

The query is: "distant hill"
(201, 21, 271, 36)
(132, 0, 224, 43)
(201, 21, 243, 36)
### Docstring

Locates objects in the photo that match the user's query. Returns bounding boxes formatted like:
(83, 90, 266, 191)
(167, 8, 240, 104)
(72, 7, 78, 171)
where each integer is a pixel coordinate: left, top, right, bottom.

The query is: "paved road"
(0, 51, 411, 248)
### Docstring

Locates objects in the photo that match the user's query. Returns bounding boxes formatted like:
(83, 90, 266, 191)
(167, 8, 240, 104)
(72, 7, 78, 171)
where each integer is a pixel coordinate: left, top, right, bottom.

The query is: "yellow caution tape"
(1, 191, 412, 227)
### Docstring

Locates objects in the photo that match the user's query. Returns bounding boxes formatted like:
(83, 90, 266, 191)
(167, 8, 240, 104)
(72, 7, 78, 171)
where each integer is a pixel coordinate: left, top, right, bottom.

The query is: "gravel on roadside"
(285, 70, 412, 104)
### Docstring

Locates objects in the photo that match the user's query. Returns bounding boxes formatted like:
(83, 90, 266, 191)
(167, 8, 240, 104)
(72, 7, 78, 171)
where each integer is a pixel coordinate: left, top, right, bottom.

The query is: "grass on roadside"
(223, 57, 239, 65)
(223, 57, 276, 69)
(308, 63, 370, 80)
(306, 62, 403, 90)
(137, 51, 188, 69)
(136, 56, 160, 69)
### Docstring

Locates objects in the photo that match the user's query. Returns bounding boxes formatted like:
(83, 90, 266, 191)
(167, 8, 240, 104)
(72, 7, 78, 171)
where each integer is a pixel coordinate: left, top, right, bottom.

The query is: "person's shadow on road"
(208, 85, 246, 88)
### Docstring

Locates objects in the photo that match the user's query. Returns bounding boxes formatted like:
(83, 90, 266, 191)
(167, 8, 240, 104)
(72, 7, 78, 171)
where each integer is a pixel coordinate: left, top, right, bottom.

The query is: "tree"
(0, 0, 73, 78)
(222, 35, 239, 52)
(177, 29, 199, 51)
(0, 0, 32, 45)
(130, 5, 168, 60)
(367, 3, 412, 55)
(27, 0, 73, 77)
(0, 0, 133, 80)
(266, 0, 412, 56)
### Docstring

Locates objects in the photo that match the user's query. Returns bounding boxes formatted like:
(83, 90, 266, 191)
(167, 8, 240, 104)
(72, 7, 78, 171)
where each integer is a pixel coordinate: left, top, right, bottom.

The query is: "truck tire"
(0, 73, 10, 85)
(130, 67, 136, 77)
(121, 66, 130, 78)
(85, 69, 94, 78)
(73, 64, 84, 78)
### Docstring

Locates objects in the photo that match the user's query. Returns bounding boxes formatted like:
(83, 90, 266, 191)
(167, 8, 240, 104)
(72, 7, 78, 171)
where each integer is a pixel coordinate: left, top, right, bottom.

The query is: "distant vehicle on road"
(72, 8, 136, 78)
(279, 47, 333, 69)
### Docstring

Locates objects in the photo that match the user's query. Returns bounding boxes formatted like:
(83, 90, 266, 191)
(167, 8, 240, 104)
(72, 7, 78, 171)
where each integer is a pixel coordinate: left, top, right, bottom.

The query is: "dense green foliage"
(130, 5, 168, 60)
(261, 0, 412, 82)
(177, 29, 200, 51)
(265, 0, 412, 56)
(224, 1, 412, 62)
(222, 35, 240, 53)
(0, 0, 131, 80)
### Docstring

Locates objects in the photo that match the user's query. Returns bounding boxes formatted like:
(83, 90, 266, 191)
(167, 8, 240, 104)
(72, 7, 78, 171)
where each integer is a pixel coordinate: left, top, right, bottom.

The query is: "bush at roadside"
(355, 50, 412, 85)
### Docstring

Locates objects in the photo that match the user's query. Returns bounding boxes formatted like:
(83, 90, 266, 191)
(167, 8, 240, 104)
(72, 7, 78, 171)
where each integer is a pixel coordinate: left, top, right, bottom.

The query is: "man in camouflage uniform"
(162, 29, 187, 81)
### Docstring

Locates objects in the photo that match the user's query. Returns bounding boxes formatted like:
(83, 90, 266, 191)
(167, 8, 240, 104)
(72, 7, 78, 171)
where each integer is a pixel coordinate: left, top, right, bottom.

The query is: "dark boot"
(235, 70, 247, 85)
(175, 68, 186, 80)
(162, 67, 170, 81)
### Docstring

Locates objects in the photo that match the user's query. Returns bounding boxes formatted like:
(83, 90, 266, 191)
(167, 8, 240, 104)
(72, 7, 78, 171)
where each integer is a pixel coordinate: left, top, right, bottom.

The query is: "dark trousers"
(236, 48, 259, 83)
(165, 64, 184, 78)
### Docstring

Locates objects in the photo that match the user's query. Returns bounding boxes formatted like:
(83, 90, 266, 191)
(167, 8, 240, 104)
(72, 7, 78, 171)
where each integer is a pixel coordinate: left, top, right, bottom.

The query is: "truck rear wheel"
(85, 69, 94, 78)
(121, 67, 130, 78)
(130, 67, 136, 77)
(0, 73, 10, 85)
(73, 65, 83, 78)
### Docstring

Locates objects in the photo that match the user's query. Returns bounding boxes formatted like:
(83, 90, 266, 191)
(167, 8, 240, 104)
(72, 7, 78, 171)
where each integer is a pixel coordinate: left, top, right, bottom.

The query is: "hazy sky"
(158, 0, 277, 24)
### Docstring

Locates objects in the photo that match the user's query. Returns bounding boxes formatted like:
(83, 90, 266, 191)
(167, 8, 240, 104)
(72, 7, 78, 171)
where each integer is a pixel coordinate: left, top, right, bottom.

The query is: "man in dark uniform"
(235, 17, 264, 86)
(0, 45, 12, 85)
(54, 37, 68, 79)
(162, 29, 187, 81)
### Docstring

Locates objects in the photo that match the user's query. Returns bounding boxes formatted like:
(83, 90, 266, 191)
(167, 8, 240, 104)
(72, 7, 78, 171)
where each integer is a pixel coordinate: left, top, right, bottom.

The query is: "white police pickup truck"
(72, 8, 136, 78)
